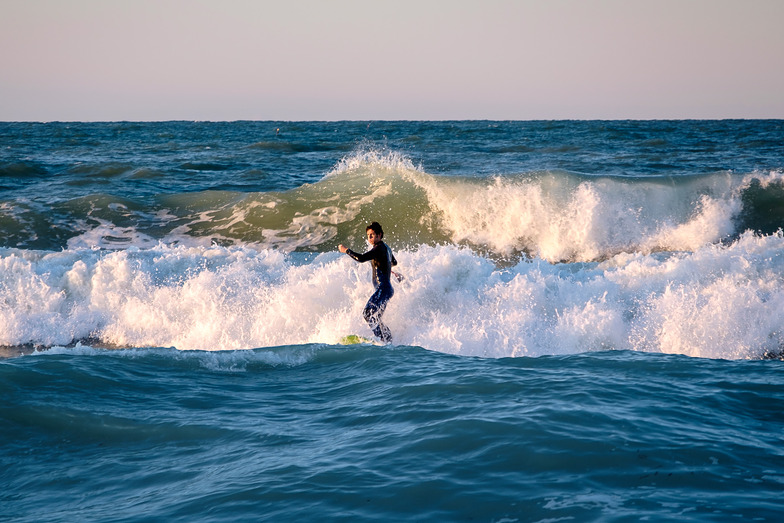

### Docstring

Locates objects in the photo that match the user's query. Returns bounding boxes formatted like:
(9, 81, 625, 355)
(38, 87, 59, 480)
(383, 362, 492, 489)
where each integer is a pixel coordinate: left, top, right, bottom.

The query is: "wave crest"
(4, 146, 783, 264)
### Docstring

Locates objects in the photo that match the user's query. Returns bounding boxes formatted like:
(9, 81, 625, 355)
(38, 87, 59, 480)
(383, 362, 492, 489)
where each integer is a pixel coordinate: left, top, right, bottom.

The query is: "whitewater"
(2, 227, 784, 359)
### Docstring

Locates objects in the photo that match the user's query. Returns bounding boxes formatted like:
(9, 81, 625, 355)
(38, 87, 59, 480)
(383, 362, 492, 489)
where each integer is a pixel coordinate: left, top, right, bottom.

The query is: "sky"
(1, 0, 783, 121)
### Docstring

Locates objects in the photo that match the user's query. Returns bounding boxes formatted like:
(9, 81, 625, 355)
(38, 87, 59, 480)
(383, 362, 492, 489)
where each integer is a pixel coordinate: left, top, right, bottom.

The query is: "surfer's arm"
(388, 251, 403, 281)
(340, 245, 374, 263)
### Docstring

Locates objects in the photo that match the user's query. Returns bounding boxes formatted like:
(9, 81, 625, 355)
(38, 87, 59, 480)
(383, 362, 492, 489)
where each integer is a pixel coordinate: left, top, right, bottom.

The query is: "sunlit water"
(2, 120, 783, 521)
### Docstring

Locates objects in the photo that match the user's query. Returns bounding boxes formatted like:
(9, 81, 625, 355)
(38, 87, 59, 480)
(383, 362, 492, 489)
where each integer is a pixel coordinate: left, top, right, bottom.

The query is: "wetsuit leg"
(363, 284, 394, 343)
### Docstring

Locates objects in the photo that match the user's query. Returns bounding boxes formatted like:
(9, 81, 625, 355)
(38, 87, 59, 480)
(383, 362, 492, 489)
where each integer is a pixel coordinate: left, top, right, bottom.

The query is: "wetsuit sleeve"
(345, 248, 374, 263)
(390, 250, 398, 267)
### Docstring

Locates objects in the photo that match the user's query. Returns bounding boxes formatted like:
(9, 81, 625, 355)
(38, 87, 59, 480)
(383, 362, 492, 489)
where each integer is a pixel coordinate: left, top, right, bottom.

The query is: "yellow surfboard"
(340, 334, 373, 345)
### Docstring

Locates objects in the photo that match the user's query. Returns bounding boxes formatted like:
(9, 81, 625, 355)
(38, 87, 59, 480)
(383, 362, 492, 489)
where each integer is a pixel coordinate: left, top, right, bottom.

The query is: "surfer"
(339, 222, 401, 344)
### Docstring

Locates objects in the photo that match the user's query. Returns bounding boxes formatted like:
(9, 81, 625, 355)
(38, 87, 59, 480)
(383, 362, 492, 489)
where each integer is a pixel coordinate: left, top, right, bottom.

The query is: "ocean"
(1, 120, 783, 521)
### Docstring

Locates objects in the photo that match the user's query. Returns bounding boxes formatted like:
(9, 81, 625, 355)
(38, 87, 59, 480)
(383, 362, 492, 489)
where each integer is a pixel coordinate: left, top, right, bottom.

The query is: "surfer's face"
(366, 230, 381, 246)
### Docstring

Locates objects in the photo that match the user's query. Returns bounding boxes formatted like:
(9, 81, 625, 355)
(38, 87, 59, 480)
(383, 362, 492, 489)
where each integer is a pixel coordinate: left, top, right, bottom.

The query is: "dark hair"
(366, 221, 384, 239)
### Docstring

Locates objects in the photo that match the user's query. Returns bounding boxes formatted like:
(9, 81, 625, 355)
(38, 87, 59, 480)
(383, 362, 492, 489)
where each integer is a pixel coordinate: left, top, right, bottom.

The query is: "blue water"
(2, 120, 784, 521)
(3, 347, 783, 521)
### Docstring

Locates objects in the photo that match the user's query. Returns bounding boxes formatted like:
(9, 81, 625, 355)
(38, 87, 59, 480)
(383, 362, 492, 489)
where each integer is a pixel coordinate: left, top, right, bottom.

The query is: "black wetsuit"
(345, 241, 398, 343)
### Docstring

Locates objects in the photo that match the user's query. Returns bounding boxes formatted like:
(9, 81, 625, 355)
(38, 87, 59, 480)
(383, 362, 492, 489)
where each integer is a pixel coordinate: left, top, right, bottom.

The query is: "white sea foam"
(326, 146, 419, 177)
(412, 169, 784, 262)
(3, 230, 783, 359)
(66, 219, 163, 250)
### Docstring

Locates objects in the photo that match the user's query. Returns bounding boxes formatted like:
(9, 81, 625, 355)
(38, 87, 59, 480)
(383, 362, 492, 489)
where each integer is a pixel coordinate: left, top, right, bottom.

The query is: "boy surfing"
(339, 222, 401, 344)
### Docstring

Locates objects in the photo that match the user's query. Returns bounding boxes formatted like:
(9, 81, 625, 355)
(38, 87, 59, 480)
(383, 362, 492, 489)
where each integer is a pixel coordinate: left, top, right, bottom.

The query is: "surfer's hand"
(338, 244, 348, 254)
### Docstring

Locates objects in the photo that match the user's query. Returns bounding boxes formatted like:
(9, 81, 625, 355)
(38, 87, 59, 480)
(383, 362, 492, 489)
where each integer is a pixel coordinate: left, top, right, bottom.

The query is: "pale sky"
(2, 0, 783, 121)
